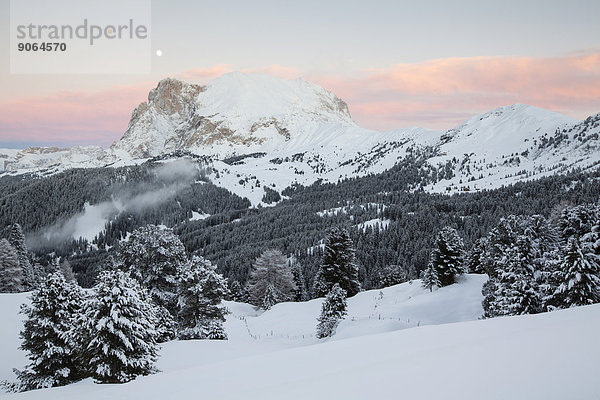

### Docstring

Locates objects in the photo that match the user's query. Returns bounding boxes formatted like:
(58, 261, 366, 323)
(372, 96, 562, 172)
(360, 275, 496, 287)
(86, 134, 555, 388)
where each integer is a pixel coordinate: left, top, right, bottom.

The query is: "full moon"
(156, 50, 163, 57)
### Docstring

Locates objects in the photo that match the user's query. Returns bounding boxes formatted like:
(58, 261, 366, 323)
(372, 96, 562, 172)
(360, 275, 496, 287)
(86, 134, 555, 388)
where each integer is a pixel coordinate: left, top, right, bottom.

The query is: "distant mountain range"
(2, 72, 599, 204)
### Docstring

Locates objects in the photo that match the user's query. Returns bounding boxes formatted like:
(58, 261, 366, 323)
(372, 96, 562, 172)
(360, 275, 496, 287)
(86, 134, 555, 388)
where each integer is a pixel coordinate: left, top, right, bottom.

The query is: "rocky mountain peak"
(110, 72, 357, 158)
(147, 78, 204, 116)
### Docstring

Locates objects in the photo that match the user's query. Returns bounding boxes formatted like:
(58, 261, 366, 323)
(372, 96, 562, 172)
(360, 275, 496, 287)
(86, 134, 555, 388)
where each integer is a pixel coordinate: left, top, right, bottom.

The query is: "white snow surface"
(1, 274, 599, 399)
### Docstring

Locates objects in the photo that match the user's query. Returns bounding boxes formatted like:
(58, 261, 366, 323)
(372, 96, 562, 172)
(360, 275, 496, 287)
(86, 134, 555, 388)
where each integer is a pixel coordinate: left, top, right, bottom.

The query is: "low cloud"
(34, 159, 200, 245)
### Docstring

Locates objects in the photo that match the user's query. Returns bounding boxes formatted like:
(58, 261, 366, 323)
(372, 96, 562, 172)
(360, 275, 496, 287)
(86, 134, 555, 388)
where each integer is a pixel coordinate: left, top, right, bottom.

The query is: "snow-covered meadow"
(1, 274, 598, 399)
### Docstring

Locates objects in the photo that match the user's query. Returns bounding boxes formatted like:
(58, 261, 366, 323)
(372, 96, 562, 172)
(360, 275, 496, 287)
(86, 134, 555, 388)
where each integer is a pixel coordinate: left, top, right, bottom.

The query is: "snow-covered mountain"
(111, 72, 356, 158)
(2, 72, 600, 204)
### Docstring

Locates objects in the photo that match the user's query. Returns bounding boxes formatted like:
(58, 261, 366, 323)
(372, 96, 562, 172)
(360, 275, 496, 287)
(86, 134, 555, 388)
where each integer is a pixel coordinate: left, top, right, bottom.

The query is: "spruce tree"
(422, 263, 441, 292)
(428, 226, 465, 287)
(314, 227, 360, 297)
(247, 249, 296, 308)
(378, 264, 407, 288)
(228, 280, 245, 302)
(291, 262, 307, 301)
(0, 239, 23, 293)
(261, 283, 279, 310)
(316, 284, 347, 339)
(552, 237, 600, 307)
(486, 238, 541, 317)
(82, 269, 160, 384)
(466, 238, 488, 274)
(119, 224, 187, 314)
(13, 272, 85, 391)
(177, 256, 228, 340)
(8, 224, 39, 290)
(557, 204, 598, 241)
(153, 304, 177, 343)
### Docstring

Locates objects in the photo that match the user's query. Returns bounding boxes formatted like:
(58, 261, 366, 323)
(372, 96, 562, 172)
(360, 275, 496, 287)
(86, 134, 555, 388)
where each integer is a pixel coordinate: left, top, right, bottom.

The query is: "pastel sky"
(1, 0, 599, 148)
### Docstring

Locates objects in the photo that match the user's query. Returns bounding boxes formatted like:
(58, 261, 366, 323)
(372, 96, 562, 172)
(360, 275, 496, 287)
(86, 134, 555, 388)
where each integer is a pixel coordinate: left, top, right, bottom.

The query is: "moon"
(156, 50, 163, 57)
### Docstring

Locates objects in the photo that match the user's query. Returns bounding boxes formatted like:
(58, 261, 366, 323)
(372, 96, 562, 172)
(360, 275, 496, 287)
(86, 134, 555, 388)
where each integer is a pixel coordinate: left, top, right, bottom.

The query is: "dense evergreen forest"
(1, 156, 599, 291)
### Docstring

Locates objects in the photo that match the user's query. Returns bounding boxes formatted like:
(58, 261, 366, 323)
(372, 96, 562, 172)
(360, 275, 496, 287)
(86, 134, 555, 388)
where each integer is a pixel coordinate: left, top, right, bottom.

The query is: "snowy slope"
(0, 293, 29, 383)
(1, 275, 599, 400)
(0, 275, 484, 390)
(427, 105, 600, 193)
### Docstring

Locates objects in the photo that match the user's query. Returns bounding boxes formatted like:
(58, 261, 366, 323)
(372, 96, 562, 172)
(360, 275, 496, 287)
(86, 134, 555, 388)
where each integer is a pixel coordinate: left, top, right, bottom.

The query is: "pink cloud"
(0, 83, 152, 147)
(2, 54, 599, 147)
(175, 64, 234, 82)
(309, 52, 600, 130)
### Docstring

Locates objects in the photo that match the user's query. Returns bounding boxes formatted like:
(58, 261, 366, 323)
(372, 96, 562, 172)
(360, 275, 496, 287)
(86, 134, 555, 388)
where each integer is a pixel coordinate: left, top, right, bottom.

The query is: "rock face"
(110, 72, 355, 158)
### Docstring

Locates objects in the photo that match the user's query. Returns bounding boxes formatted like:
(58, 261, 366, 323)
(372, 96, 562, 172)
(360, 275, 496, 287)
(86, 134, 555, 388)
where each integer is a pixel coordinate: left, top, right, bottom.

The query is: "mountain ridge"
(2, 72, 599, 205)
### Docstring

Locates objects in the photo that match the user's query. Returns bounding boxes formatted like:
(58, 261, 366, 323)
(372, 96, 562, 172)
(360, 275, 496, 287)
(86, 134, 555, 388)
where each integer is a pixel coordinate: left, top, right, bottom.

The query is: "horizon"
(1, 0, 599, 148)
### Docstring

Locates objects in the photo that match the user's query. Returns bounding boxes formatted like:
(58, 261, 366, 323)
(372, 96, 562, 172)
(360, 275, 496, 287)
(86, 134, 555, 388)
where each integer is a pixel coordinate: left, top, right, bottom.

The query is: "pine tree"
(261, 283, 279, 310)
(466, 238, 488, 274)
(82, 269, 160, 384)
(119, 224, 188, 314)
(247, 249, 296, 308)
(557, 204, 598, 241)
(316, 284, 347, 339)
(428, 226, 465, 287)
(422, 263, 441, 292)
(378, 264, 407, 288)
(291, 262, 307, 301)
(177, 256, 229, 340)
(552, 237, 600, 307)
(314, 227, 360, 297)
(153, 304, 177, 343)
(0, 239, 23, 293)
(12, 272, 85, 391)
(8, 224, 40, 290)
(228, 280, 245, 302)
(486, 238, 541, 317)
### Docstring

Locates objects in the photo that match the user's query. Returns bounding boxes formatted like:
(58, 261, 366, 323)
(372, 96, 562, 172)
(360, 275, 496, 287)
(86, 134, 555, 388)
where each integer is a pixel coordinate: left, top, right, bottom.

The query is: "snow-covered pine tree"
(119, 224, 188, 314)
(466, 238, 488, 274)
(314, 227, 360, 297)
(378, 264, 407, 288)
(481, 278, 499, 318)
(428, 226, 465, 287)
(480, 215, 559, 317)
(291, 262, 307, 301)
(228, 280, 246, 302)
(316, 283, 347, 339)
(82, 269, 160, 384)
(486, 237, 541, 317)
(421, 262, 441, 292)
(247, 249, 296, 308)
(8, 224, 40, 290)
(261, 283, 279, 310)
(0, 239, 23, 293)
(12, 272, 85, 391)
(557, 204, 599, 242)
(552, 237, 600, 307)
(176, 256, 229, 340)
(153, 304, 177, 343)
